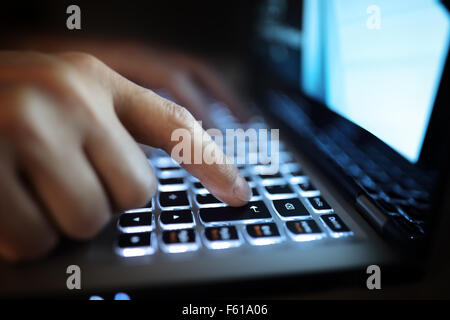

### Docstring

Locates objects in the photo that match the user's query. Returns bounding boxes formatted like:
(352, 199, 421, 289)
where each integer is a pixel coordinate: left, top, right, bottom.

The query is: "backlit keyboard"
(114, 106, 354, 257)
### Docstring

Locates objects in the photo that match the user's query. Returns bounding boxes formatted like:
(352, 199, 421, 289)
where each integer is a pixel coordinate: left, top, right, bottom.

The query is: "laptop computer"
(0, 0, 449, 298)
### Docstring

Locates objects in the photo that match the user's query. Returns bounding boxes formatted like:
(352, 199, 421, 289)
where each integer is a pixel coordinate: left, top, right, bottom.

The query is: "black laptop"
(0, 0, 449, 298)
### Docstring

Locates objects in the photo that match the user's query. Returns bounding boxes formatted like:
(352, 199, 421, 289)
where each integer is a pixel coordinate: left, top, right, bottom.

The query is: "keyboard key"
(246, 223, 282, 245)
(124, 199, 154, 213)
(285, 219, 325, 241)
(152, 155, 180, 169)
(290, 169, 305, 177)
(258, 172, 282, 179)
(375, 199, 400, 216)
(383, 185, 410, 202)
(118, 213, 154, 232)
(116, 232, 155, 257)
(199, 201, 272, 224)
(298, 180, 318, 193)
(159, 178, 184, 185)
(193, 182, 205, 189)
(307, 196, 332, 212)
(204, 226, 241, 249)
(196, 193, 223, 205)
(161, 229, 199, 253)
(320, 214, 352, 237)
(159, 210, 194, 229)
(265, 184, 294, 195)
(118, 232, 151, 248)
(273, 198, 310, 218)
(158, 166, 181, 171)
(159, 191, 189, 208)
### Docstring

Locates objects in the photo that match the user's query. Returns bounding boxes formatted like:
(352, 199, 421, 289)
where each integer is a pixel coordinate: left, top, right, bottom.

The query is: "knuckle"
(59, 52, 102, 72)
(3, 88, 45, 139)
(42, 61, 74, 84)
(165, 101, 195, 127)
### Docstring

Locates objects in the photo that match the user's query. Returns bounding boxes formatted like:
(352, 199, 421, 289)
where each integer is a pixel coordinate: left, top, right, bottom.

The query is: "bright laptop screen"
(302, 0, 449, 162)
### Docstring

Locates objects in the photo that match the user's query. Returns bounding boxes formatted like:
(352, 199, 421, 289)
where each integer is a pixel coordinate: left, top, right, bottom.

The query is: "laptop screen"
(302, 0, 450, 163)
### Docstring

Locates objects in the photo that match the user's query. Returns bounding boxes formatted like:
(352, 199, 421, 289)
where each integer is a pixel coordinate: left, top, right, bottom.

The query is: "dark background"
(0, 0, 260, 54)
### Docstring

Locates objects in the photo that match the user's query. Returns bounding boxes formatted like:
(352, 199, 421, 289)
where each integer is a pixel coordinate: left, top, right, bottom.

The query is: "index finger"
(101, 63, 252, 206)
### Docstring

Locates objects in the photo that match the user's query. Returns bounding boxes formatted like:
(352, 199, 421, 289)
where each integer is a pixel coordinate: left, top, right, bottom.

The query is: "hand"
(11, 36, 251, 127)
(0, 51, 251, 262)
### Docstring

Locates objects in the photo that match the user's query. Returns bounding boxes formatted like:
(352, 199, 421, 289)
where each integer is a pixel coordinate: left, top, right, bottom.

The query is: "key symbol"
(285, 203, 295, 210)
(178, 230, 189, 243)
(219, 227, 230, 240)
(249, 205, 260, 213)
(261, 225, 272, 236)
(314, 198, 323, 207)
(130, 236, 140, 244)
(169, 194, 177, 200)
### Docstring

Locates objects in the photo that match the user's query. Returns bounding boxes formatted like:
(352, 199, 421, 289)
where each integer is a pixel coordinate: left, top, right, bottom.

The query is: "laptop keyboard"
(315, 127, 430, 238)
(114, 111, 355, 257)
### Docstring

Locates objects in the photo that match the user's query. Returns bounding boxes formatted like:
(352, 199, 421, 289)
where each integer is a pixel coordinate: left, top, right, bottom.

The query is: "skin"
(0, 50, 252, 263)
(10, 36, 252, 127)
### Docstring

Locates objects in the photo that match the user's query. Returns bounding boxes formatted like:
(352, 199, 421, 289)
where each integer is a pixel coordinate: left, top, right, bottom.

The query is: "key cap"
(320, 214, 352, 236)
(246, 223, 282, 245)
(161, 229, 199, 253)
(273, 198, 310, 218)
(118, 213, 154, 232)
(265, 184, 294, 195)
(159, 210, 194, 229)
(124, 200, 154, 213)
(259, 172, 282, 179)
(196, 193, 222, 205)
(285, 219, 324, 241)
(158, 166, 181, 171)
(116, 232, 155, 257)
(290, 168, 305, 177)
(375, 199, 400, 216)
(204, 226, 241, 249)
(117, 232, 151, 248)
(199, 201, 272, 224)
(193, 182, 205, 189)
(307, 196, 332, 212)
(159, 191, 189, 208)
(298, 180, 318, 192)
(159, 178, 184, 185)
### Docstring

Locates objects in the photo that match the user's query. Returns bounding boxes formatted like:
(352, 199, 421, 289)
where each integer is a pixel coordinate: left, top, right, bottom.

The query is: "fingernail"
(232, 174, 252, 202)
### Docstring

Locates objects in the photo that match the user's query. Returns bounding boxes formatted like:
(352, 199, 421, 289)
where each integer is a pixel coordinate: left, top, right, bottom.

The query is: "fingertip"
(212, 174, 252, 207)
(231, 174, 252, 206)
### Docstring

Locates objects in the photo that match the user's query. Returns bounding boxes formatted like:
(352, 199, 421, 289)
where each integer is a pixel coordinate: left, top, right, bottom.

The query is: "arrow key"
(159, 191, 190, 208)
(118, 213, 154, 233)
(159, 210, 194, 229)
